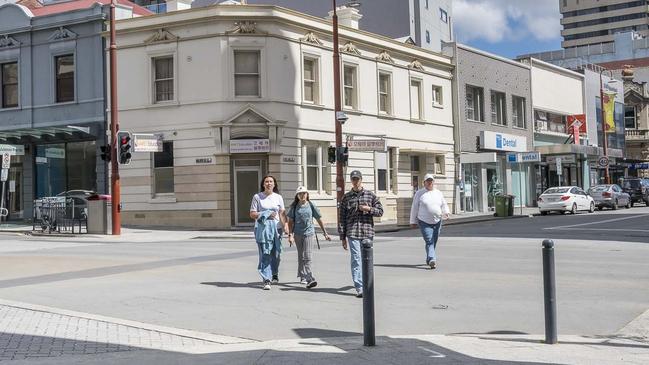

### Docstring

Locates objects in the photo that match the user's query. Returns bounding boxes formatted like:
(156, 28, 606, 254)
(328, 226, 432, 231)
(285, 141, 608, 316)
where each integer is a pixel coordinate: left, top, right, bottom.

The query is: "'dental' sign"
(480, 131, 527, 152)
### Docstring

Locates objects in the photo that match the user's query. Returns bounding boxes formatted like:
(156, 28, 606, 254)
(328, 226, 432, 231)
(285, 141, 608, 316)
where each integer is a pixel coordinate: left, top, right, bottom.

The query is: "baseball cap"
(423, 173, 435, 181)
(350, 170, 362, 179)
(295, 186, 308, 195)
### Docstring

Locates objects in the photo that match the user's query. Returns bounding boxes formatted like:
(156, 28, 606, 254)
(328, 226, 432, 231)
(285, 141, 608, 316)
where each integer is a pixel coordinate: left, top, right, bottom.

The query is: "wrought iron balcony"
(625, 129, 649, 141)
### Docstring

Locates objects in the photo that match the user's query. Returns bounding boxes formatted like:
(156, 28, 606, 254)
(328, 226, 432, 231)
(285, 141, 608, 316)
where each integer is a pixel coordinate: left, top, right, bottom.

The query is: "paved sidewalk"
(0, 299, 647, 364)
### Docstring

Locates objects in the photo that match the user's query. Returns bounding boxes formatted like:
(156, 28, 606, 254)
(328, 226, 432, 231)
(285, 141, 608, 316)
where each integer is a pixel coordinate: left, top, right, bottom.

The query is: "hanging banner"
(603, 91, 616, 133)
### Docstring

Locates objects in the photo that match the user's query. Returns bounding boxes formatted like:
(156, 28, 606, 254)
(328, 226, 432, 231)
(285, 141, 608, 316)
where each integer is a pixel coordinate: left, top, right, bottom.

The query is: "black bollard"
(361, 239, 375, 346)
(542, 239, 557, 344)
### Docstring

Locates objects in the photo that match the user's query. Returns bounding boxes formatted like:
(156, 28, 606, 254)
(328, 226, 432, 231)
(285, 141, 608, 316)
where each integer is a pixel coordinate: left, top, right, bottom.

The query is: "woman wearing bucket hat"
(287, 186, 331, 288)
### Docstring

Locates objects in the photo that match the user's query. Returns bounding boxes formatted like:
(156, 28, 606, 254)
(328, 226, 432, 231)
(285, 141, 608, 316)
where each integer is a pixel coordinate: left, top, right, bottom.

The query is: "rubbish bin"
(87, 194, 111, 234)
(506, 195, 515, 216)
(494, 195, 507, 217)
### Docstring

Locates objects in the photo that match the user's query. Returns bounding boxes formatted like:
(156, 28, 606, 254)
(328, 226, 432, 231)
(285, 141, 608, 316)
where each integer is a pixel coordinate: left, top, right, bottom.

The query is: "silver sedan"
(588, 184, 631, 210)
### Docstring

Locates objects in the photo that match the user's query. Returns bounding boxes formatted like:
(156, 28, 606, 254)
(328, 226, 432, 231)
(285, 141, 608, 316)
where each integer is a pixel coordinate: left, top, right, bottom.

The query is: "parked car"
(537, 186, 595, 215)
(588, 184, 630, 210)
(620, 178, 649, 206)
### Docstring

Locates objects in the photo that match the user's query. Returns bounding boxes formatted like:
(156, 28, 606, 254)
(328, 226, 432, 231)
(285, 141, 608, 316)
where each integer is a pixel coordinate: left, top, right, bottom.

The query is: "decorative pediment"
(144, 29, 179, 44)
(301, 31, 323, 45)
(48, 27, 77, 41)
(227, 21, 264, 34)
(0, 35, 20, 49)
(408, 59, 425, 71)
(376, 50, 394, 64)
(340, 42, 360, 55)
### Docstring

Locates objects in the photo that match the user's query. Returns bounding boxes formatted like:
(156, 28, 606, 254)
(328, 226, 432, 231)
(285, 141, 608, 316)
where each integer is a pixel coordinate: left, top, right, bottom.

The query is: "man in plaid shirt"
(338, 170, 383, 298)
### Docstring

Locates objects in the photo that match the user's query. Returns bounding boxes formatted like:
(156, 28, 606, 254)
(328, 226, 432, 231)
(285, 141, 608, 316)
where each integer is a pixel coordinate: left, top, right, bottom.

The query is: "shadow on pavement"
(374, 263, 430, 270)
(477, 335, 649, 349)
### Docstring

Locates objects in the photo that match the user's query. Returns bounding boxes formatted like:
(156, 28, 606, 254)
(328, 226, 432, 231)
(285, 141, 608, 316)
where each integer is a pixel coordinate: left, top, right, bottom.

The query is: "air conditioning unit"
(535, 121, 546, 131)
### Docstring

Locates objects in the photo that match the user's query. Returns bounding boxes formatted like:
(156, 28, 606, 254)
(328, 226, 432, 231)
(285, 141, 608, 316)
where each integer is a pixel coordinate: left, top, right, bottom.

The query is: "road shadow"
(374, 263, 430, 270)
(200, 281, 358, 297)
(476, 335, 649, 349)
(200, 281, 262, 289)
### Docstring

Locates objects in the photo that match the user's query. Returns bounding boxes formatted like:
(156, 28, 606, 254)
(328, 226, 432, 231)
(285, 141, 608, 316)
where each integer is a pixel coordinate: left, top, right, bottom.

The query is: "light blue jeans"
(418, 219, 442, 264)
(348, 238, 371, 291)
(257, 242, 281, 282)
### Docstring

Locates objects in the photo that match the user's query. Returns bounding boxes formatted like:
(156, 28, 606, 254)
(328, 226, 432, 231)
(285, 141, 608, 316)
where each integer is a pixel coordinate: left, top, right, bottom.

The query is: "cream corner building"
(112, 4, 455, 228)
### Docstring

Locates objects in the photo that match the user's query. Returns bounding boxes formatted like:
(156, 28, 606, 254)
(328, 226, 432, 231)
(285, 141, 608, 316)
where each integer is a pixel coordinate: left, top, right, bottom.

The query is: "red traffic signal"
(117, 131, 132, 165)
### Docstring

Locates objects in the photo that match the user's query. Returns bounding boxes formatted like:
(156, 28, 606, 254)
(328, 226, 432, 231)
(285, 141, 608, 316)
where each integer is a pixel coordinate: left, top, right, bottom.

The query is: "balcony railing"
(144, 3, 167, 13)
(625, 129, 649, 141)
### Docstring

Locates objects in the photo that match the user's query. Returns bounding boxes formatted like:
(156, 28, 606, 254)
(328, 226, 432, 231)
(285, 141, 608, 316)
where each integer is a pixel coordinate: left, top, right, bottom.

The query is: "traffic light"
(327, 146, 336, 163)
(117, 131, 132, 165)
(337, 146, 349, 165)
(100, 144, 111, 162)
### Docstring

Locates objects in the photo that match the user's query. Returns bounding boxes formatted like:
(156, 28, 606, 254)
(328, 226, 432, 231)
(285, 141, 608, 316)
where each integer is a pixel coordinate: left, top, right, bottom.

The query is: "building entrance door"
(233, 161, 262, 226)
(7, 164, 22, 220)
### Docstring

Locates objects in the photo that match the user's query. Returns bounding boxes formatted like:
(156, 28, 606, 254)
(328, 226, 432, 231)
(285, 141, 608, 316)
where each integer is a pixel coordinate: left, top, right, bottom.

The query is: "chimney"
(328, 6, 362, 29)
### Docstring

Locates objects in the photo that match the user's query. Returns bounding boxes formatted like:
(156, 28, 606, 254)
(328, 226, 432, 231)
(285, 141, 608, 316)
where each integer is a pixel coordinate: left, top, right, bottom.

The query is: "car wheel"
(612, 200, 618, 210)
(571, 203, 577, 215)
(631, 200, 635, 207)
(540, 211, 548, 216)
(589, 202, 595, 213)
(597, 206, 603, 211)
(626, 200, 631, 209)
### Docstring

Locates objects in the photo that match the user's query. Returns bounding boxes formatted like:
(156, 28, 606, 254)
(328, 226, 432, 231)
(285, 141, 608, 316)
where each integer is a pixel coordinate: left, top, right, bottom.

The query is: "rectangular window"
(435, 155, 445, 175)
(625, 105, 637, 129)
(378, 72, 391, 114)
(432, 85, 443, 107)
(303, 143, 327, 192)
(234, 50, 260, 96)
(343, 64, 357, 108)
(55, 54, 74, 103)
(153, 141, 174, 194)
(410, 155, 421, 194)
(375, 151, 388, 192)
(426, 0, 429, 9)
(306, 145, 319, 191)
(1, 62, 18, 108)
(426, 30, 431, 44)
(466, 85, 484, 121)
(410, 79, 423, 120)
(303, 57, 319, 103)
(512, 95, 526, 128)
(440, 8, 448, 23)
(388, 148, 397, 193)
(153, 56, 174, 103)
(490, 90, 507, 125)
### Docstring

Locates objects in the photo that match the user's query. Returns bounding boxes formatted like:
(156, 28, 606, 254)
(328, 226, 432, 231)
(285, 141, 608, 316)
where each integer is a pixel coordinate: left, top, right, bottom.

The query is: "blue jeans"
(348, 238, 371, 291)
(257, 242, 281, 282)
(418, 219, 442, 264)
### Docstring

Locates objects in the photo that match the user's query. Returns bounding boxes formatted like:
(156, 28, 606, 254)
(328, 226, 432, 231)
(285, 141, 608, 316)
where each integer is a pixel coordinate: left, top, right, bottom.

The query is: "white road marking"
(544, 214, 649, 230)
(549, 228, 649, 233)
(418, 346, 446, 358)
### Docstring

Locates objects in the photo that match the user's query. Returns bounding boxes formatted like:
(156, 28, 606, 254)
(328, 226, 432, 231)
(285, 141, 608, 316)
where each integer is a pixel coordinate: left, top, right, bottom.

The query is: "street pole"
(599, 69, 611, 185)
(333, 0, 344, 205)
(109, 0, 121, 235)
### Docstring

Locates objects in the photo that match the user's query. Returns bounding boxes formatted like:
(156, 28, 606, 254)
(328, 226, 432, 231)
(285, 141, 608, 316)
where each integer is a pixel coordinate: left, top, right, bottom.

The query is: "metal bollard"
(542, 239, 557, 344)
(361, 239, 375, 346)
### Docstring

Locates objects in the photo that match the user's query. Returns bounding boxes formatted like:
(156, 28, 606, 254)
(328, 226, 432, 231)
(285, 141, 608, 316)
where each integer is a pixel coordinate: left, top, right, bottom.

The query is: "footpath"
(0, 298, 646, 364)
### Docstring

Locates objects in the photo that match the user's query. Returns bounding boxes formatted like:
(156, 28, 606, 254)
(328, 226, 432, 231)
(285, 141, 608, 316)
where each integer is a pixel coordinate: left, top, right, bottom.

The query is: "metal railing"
(144, 3, 167, 14)
(32, 197, 87, 234)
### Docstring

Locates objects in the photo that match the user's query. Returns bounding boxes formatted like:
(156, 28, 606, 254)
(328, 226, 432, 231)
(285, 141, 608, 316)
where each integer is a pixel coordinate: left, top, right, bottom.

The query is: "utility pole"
(109, 0, 121, 235)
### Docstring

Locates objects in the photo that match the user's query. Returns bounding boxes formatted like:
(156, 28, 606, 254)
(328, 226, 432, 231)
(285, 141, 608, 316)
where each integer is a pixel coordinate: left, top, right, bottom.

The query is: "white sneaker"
(428, 261, 437, 269)
(300, 278, 308, 285)
(263, 281, 271, 290)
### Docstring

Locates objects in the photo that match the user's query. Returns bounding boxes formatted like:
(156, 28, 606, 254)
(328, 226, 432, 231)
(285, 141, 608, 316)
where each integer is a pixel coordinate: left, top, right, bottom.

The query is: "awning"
(0, 126, 95, 144)
(534, 144, 624, 158)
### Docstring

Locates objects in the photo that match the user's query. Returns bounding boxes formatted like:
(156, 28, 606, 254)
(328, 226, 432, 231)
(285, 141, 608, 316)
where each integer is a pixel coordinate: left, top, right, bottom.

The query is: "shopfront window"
(461, 164, 481, 212)
(35, 141, 97, 198)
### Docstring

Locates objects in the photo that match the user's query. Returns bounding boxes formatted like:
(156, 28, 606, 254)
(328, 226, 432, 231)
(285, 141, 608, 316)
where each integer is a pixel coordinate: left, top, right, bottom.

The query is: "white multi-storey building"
(112, 3, 455, 228)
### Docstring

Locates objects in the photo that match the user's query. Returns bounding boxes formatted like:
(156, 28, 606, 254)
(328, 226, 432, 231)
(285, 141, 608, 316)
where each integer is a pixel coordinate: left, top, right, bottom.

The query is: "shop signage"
(9, 180, 15, 192)
(347, 139, 386, 151)
(0, 169, 7, 182)
(195, 157, 213, 164)
(133, 134, 163, 153)
(230, 139, 270, 153)
(547, 155, 576, 164)
(0, 145, 24, 156)
(45, 147, 65, 159)
(480, 131, 526, 152)
(630, 163, 649, 169)
(507, 152, 541, 163)
(598, 156, 609, 168)
(282, 156, 296, 163)
(1, 153, 9, 169)
(35, 157, 47, 164)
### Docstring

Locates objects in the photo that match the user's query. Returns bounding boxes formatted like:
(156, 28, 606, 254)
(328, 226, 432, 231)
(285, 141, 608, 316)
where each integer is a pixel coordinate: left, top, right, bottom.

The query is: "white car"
(537, 186, 595, 215)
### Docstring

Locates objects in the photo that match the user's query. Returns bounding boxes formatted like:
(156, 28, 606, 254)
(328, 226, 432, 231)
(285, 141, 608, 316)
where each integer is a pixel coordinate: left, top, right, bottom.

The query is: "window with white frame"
(153, 141, 174, 194)
(388, 148, 397, 193)
(512, 95, 526, 128)
(466, 85, 484, 121)
(303, 57, 319, 103)
(378, 72, 391, 114)
(343, 64, 358, 109)
(491, 90, 507, 125)
(153, 56, 174, 103)
(303, 143, 328, 192)
(434, 155, 445, 175)
(375, 151, 388, 192)
(1, 62, 18, 108)
(55, 54, 74, 103)
(410, 79, 423, 120)
(440, 8, 448, 23)
(432, 85, 443, 107)
(234, 50, 260, 97)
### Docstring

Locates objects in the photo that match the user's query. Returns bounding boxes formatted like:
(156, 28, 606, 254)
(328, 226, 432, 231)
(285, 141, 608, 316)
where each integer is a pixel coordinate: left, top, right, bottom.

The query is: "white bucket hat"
(295, 186, 309, 195)
(423, 173, 435, 181)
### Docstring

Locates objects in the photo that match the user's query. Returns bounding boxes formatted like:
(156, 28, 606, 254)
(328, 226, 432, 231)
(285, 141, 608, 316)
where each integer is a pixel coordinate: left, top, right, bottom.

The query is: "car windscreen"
(590, 185, 610, 192)
(624, 180, 641, 188)
(543, 187, 570, 194)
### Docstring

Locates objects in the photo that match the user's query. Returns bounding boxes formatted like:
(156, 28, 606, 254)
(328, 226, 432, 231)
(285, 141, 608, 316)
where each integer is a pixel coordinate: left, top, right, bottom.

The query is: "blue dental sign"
(480, 131, 526, 152)
(507, 152, 541, 163)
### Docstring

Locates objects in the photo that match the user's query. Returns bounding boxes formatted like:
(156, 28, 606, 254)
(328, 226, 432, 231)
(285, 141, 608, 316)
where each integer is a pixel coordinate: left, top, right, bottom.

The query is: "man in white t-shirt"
(409, 173, 450, 269)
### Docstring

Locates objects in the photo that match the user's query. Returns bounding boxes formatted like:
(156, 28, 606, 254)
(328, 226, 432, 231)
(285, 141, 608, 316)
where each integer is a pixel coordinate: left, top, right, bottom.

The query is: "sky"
(452, 0, 562, 58)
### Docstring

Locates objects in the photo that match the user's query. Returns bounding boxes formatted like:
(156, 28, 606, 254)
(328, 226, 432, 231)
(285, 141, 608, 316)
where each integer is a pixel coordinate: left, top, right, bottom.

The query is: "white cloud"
(453, 0, 561, 43)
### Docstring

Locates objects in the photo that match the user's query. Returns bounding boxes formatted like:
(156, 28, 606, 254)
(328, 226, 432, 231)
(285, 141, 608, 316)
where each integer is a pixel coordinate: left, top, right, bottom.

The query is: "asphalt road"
(386, 206, 649, 243)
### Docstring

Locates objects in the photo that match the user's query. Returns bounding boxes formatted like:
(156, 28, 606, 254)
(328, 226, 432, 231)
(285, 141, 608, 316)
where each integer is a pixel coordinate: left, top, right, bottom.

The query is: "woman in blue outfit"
(250, 175, 288, 290)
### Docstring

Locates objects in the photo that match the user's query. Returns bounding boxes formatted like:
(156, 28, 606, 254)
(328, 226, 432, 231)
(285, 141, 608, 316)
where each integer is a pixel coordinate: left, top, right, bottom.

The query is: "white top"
(409, 188, 450, 225)
(250, 192, 285, 221)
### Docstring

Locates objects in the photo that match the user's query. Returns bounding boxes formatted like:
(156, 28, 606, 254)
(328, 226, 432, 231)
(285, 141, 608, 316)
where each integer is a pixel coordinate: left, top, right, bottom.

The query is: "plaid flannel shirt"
(338, 188, 384, 240)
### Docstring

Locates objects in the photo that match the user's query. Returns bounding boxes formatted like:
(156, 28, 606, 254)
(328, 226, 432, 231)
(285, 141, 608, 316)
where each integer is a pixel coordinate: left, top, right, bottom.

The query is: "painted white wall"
(531, 61, 584, 115)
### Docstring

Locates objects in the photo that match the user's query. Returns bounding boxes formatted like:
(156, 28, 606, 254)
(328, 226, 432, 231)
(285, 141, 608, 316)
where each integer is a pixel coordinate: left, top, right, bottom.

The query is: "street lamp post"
(109, 0, 121, 235)
(332, 0, 344, 205)
(599, 68, 613, 185)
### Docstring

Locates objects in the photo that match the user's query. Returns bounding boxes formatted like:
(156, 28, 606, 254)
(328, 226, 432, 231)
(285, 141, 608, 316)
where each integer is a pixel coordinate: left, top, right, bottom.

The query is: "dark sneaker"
(428, 261, 437, 270)
(355, 288, 363, 298)
(306, 280, 318, 289)
(263, 281, 271, 290)
(272, 275, 279, 284)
